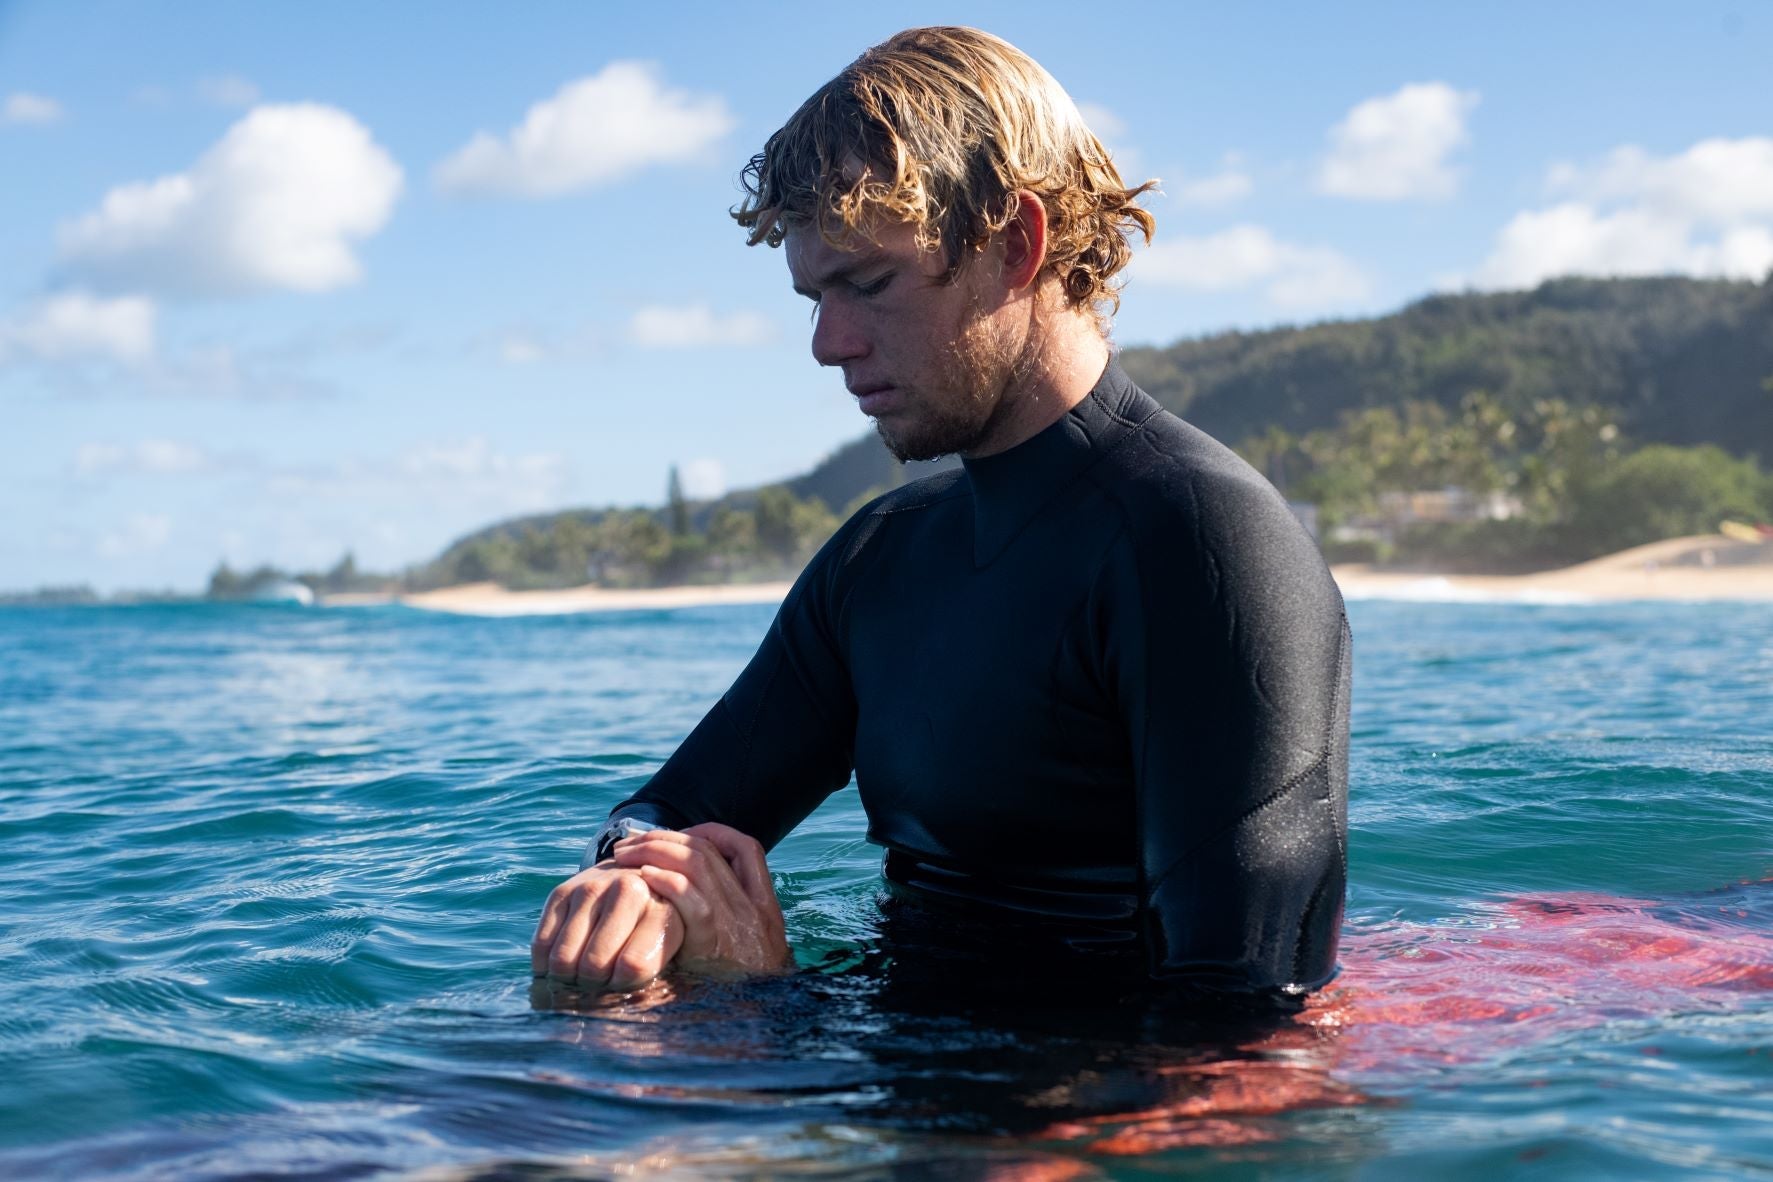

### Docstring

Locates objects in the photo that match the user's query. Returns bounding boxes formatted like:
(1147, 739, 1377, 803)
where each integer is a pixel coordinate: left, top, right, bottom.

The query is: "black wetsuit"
(604, 361, 1351, 1002)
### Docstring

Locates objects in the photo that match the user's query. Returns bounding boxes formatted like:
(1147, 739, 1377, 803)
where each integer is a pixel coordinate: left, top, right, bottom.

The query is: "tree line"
(402, 476, 875, 591)
(1243, 391, 1772, 569)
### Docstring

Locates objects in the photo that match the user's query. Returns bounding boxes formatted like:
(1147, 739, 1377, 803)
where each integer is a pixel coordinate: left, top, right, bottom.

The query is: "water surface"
(1, 600, 1768, 1179)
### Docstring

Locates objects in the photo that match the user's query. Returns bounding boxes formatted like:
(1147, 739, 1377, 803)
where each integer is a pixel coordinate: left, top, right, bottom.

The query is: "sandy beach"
(1331, 533, 1773, 604)
(325, 534, 1773, 616)
(385, 580, 796, 616)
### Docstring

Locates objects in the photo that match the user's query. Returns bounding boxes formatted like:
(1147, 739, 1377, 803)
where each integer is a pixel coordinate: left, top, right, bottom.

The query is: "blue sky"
(3, 0, 1769, 591)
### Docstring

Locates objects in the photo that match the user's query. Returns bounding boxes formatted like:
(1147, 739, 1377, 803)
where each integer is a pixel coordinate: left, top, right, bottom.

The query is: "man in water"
(532, 26, 1350, 1008)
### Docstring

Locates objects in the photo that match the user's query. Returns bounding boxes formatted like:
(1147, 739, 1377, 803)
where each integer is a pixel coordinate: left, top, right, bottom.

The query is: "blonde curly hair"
(733, 26, 1157, 325)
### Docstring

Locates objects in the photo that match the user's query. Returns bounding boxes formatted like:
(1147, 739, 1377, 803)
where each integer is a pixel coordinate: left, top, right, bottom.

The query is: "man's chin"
(875, 421, 948, 464)
(874, 417, 984, 464)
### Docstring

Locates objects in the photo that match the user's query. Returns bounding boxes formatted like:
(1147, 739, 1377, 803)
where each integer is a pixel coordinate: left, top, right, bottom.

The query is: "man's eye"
(854, 274, 891, 297)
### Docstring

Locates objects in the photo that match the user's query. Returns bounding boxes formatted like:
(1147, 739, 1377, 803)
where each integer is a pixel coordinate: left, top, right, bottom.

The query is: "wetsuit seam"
(1155, 616, 1345, 878)
(1081, 469, 1158, 954)
(1290, 614, 1350, 984)
(1086, 385, 1156, 430)
(1129, 458, 1341, 894)
(875, 486, 971, 516)
(1169, 748, 1332, 878)
(969, 399, 1158, 569)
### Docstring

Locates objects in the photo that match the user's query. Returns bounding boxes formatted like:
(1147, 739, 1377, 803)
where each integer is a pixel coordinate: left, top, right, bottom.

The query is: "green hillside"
(1118, 275, 1773, 460)
(402, 274, 1773, 589)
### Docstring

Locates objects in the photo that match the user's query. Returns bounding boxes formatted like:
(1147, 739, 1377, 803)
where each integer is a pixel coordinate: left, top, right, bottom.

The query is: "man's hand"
(531, 864, 686, 992)
(610, 823, 792, 977)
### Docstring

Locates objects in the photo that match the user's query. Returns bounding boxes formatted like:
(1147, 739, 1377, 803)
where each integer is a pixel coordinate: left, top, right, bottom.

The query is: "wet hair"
(733, 26, 1157, 324)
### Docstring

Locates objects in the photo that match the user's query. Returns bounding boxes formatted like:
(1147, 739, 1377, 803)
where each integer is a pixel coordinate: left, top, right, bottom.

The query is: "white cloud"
(197, 74, 260, 108)
(679, 458, 726, 500)
(396, 437, 566, 486)
(1468, 136, 1773, 289)
(1317, 82, 1479, 201)
(1077, 102, 1126, 141)
(260, 438, 572, 523)
(75, 439, 212, 476)
(1173, 158, 1253, 208)
(97, 513, 173, 558)
(435, 62, 735, 198)
(1075, 100, 1147, 180)
(0, 292, 156, 364)
(499, 333, 544, 365)
(1136, 225, 1372, 310)
(1556, 138, 1773, 224)
(57, 103, 403, 296)
(3, 92, 64, 125)
(628, 303, 774, 348)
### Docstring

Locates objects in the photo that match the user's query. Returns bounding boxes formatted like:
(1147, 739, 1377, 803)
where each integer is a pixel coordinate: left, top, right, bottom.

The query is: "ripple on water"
(1, 601, 1770, 1179)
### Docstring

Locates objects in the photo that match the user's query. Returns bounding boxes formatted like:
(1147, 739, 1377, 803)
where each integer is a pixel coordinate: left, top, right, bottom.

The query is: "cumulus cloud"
(0, 292, 155, 364)
(57, 103, 402, 296)
(196, 74, 260, 108)
(1076, 102, 1127, 141)
(256, 438, 571, 525)
(3, 92, 64, 124)
(1469, 136, 1773, 288)
(75, 439, 214, 476)
(628, 303, 774, 348)
(435, 62, 734, 197)
(500, 333, 545, 365)
(1173, 158, 1253, 207)
(679, 458, 727, 500)
(395, 437, 568, 493)
(1317, 82, 1479, 201)
(1136, 225, 1372, 310)
(1552, 138, 1773, 223)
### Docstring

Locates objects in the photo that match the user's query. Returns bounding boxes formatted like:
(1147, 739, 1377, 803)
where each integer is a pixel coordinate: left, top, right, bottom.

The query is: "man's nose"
(810, 300, 867, 368)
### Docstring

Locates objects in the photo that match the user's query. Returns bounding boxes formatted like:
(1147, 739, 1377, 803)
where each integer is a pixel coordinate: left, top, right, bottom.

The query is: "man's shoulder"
(1087, 384, 1335, 585)
(805, 467, 969, 576)
(1093, 396, 1288, 525)
(857, 467, 969, 517)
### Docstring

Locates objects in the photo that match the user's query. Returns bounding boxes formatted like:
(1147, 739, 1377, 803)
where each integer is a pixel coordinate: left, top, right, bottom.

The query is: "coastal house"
(1330, 486, 1523, 546)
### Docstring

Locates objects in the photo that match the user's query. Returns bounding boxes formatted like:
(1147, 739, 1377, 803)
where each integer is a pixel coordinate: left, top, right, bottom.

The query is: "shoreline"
(373, 581, 797, 617)
(321, 533, 1773, 616)
(1331, 533, 1773, 605)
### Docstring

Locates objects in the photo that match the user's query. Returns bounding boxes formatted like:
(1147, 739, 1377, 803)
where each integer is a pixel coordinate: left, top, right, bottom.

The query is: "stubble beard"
(874, 304, 1024, 464)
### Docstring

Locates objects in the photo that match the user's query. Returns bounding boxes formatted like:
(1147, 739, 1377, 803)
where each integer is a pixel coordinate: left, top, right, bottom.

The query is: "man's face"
(786, 221, 1022, 462)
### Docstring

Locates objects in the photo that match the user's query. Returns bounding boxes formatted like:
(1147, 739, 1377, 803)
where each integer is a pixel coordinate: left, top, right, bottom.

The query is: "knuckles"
(610, 873, 648, 902)
(612, 953, 653, 988)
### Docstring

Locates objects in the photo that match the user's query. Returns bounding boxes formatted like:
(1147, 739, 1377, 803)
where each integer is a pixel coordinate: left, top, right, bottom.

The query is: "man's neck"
(962, 313, 1111, 459)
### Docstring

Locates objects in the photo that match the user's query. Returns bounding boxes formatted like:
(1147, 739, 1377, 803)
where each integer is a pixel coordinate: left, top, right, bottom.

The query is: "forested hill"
(783, 274, 1773, 514)
(1118, 275, 1773, 461)
(400, 274, 1773, 589)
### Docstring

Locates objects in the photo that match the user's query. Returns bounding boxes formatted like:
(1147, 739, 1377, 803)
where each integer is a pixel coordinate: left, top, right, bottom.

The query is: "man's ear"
(999, 189, 1049, 291)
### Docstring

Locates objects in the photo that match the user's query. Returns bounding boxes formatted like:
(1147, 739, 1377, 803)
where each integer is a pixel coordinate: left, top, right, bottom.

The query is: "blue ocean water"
(0, 599, 1769, 1180)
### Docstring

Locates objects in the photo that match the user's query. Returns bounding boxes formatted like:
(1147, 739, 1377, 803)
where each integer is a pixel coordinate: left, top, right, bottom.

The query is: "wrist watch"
(581, 815, 666, 871)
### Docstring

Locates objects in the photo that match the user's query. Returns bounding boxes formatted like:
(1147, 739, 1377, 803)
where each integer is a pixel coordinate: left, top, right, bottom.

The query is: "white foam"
(1337, 576, 1595, 606)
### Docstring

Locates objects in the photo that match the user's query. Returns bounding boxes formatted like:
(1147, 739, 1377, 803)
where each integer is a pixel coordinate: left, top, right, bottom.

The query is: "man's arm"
(1109, 453, 1351, 1003)
(534, 518, 865, 986)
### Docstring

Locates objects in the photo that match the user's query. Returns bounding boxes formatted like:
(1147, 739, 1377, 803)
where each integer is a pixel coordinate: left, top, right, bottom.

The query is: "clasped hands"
(530, 822, 790, 992)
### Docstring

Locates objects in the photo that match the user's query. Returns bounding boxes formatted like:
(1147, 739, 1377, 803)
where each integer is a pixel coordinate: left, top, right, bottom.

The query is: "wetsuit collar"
(961, 359, 1157, 567)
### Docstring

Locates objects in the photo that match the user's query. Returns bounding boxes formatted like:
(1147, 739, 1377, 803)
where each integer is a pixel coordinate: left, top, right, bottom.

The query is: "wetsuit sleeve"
(599, 522, 861, 853)
(1107, 447, 1350, 1001)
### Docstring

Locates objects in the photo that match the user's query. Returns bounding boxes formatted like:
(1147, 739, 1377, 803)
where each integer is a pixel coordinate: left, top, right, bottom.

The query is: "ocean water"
(0, 599, 1769, 1180)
